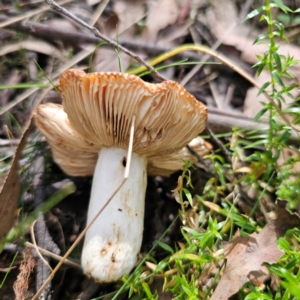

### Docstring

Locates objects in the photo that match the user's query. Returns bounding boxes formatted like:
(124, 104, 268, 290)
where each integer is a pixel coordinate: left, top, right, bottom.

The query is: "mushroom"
(34, 69, 208, 282)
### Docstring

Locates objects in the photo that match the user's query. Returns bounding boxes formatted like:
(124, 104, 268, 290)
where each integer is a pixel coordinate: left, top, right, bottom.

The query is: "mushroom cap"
(59, 69, 207, 157)
(34, 103, 98, 176)
(34, 104, 211, 176)
(147, 137, 212, 176)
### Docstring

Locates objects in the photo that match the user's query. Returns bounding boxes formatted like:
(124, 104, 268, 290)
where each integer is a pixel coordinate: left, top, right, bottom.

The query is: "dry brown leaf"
(91, 1, 146, 72)
(206, 0, 300, 72)
(113, 0, 146, 36)
(205, 0, 300, 117)
(144, 0, 180, 42)
(0, 120, 33, 240)
(211, 200, 300, 300)
(92, 47, 132, 72)
(204, 0, 248, 41)
(44, 18, 78, 34)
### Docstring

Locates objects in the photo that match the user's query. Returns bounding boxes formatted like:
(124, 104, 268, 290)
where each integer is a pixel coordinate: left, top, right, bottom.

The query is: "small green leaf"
(262, 14, 270, 24)
(273, 53, 282, 71)
(282, 107, 300, 114)
(244, 139, 269, 148)
(257, 81, 271, 96)
(257, 63, 266, 76)
(274, 0, 293, 13)
(142, 282, 153, 299)
(157, 241, 174, 254)
(253, 33, 269, 44)
(272, 71, 285, 87)
(172, 253, 201, 261)
(286, 92, 295, 100)
(0, 83, 48, 90)
(254, 107, 269, 120)
(285, 83, 298, 92)
(273, 20, 285, 39)
(182, 188, 193, 206)
(244, 6, 265, 21)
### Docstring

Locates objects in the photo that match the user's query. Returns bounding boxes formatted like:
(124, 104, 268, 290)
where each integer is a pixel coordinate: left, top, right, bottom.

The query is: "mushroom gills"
(81, 147, 147, 282)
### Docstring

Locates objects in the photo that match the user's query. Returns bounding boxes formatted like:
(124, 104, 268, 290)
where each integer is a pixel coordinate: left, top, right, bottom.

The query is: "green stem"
(265, 0, 276, 154)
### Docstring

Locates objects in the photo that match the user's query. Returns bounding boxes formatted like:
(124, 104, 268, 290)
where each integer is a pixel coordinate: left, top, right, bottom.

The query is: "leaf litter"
(0, 119, 33, 242)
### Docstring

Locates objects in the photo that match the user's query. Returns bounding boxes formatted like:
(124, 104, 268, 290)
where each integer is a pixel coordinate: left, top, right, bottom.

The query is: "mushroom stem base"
(81, 147, 147, 282)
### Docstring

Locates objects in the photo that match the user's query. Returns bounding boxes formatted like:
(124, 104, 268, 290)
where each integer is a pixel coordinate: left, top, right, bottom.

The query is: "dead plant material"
(13, 249, 36, 300)
(0, 120, 33, 240)
(211, 200, 300, 300)
(44, 0, 167, 81)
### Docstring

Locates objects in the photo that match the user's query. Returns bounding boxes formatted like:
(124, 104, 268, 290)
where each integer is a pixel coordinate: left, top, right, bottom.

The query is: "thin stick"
(44, 0, 167, 81)
(32, 115, 136, 299)
(30, 221, 53, 272)
(206, 125, 232, 164)
(25, 242, 81, 269)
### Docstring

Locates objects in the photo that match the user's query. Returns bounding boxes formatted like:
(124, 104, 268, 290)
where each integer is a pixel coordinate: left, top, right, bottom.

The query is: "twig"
(32, 115, 137, 299)
(27, 242, 81, 269)
(205, 125, 232, 165)
(4, 242, 81, 269)
(186, 144, 215, 177)
(30, 221, 53, 272)
(44, 0, 167, 81)
(0, 16, 203, 61)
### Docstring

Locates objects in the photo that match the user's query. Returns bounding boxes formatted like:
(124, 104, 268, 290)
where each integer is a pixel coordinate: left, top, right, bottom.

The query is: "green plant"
(119, 1, 300, 299)
(245, 0, 300, 205)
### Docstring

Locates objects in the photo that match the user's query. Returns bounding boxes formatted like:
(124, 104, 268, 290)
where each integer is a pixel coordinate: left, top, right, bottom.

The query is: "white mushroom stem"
(81, 147, 147, 282)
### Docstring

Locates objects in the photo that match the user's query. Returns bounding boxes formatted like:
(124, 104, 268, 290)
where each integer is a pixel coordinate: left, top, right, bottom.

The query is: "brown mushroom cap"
(34, 70, 208, 176)
(147, 137, 212, 176)
(34, 103, 98, 176)
(34, 104, 210, 177)
(59, 69, 207, 157)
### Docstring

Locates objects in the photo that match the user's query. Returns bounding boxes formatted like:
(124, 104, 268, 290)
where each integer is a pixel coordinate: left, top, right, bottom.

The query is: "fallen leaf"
(0, 119, 33, 242)
(144, 0, 180, 42)
(205, 0, 300, 106)
(113, 0, 146, 36)
(92, 47, 131, 72)
(248, 265, 270, 286)
(204, 0, 248, 43)
(91, 1, 147, 73)
(211, 200, 300, 300)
